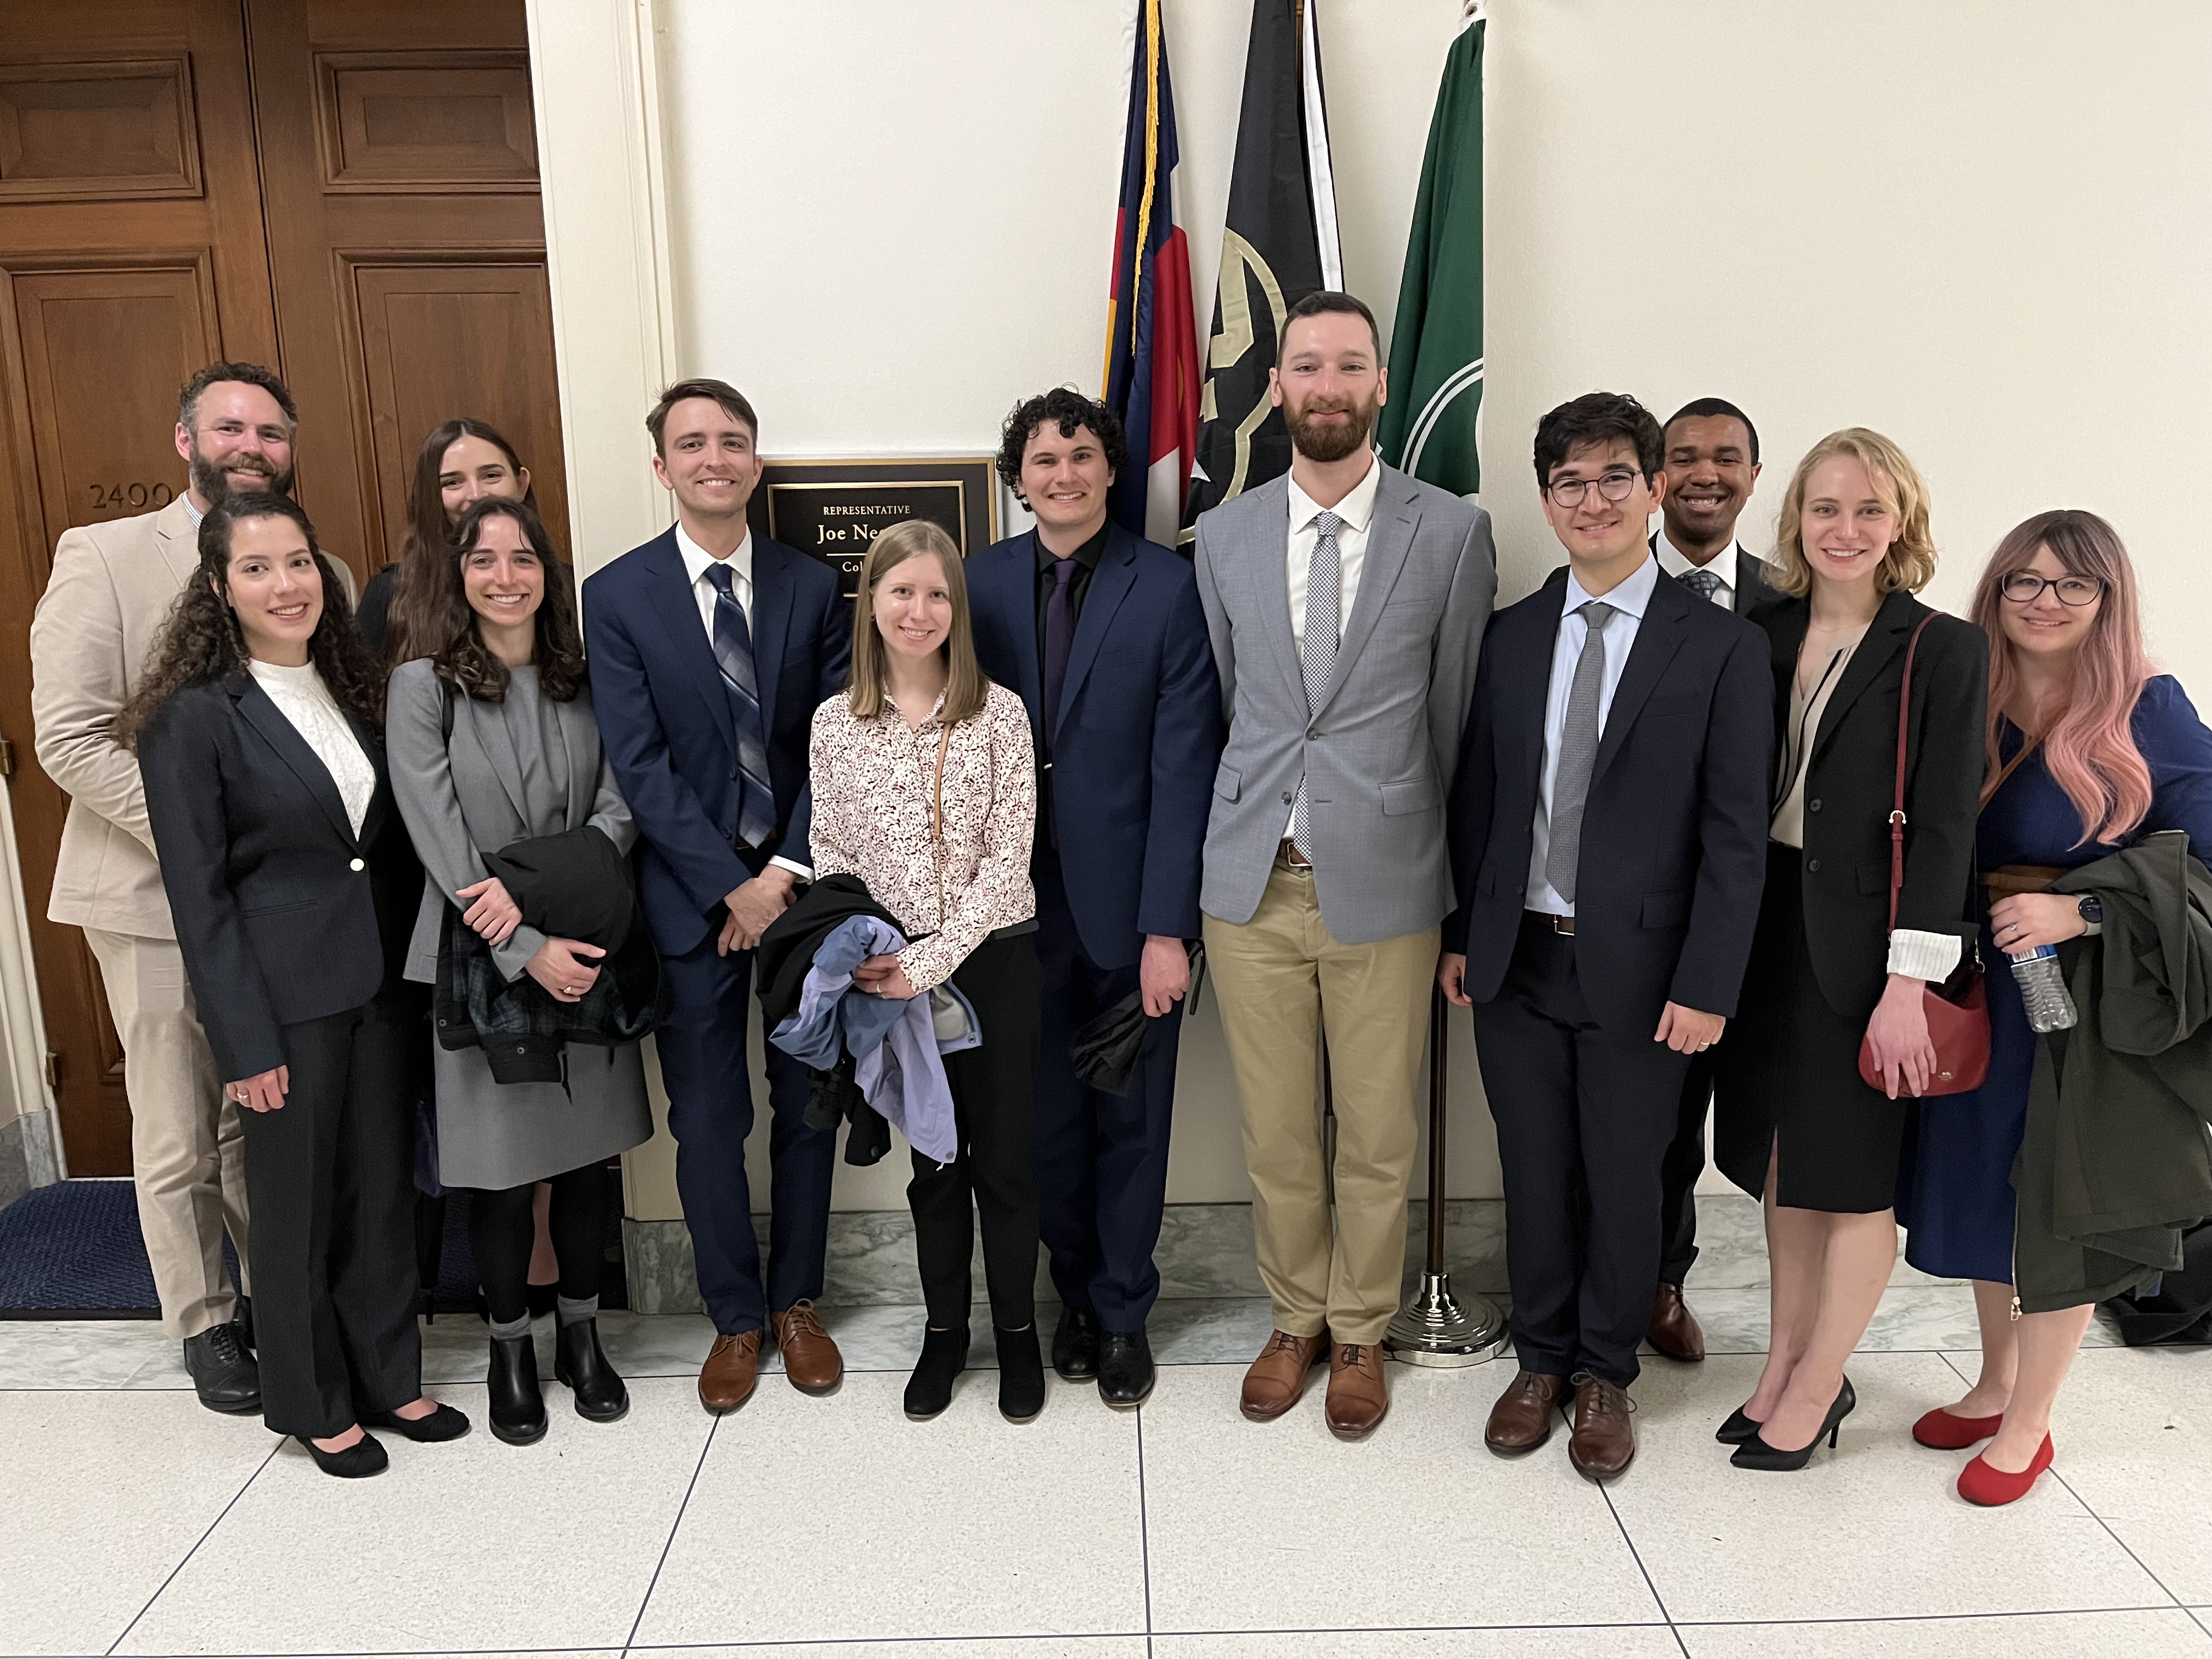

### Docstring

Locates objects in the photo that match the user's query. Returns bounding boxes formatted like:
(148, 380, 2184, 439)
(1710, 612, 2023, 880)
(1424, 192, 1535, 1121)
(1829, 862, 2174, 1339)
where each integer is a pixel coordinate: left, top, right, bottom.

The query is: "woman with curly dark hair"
(128, 494, 469, 1477)
(357, 416, 537, 662)
(386, 496, 651, 1443)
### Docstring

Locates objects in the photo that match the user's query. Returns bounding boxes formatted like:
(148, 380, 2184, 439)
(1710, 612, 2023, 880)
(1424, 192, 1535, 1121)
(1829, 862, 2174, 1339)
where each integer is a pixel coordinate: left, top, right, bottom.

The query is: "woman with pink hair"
(1898, 509, 2212, 1504)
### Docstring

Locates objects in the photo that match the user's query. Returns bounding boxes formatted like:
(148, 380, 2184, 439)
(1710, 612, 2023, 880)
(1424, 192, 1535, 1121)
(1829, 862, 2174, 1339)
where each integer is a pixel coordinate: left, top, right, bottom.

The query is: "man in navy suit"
(967, 388, 1221, 1408)
(1439, 392, 1770, 1481)
(583, 379, 851, 1414)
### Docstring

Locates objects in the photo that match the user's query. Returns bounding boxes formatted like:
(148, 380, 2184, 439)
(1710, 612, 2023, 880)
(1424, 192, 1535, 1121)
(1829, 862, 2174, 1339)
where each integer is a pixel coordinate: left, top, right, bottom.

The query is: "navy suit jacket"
(1445, 565, 1772, 1035)
(967, 523, 1222, 969)
(583, 526, 849, 956)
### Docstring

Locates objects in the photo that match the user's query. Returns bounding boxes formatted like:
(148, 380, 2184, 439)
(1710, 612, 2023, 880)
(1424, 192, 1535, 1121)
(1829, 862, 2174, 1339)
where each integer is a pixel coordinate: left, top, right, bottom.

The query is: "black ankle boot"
(904, 1325, 969, 1420)
(996, 1324, 1046, 1424)
(554, 1318, 629, 1423)
(488, 1333, 548, 1446)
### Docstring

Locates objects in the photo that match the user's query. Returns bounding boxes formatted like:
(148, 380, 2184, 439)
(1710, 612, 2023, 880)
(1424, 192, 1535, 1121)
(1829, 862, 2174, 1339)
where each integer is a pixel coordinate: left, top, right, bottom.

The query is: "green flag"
(1379, 4, 1485, 498)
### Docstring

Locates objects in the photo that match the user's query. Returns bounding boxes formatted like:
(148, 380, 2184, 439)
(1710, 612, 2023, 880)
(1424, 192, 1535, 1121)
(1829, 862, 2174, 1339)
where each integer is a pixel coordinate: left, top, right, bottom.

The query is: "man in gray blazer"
(1194, 291, 1496, 1439)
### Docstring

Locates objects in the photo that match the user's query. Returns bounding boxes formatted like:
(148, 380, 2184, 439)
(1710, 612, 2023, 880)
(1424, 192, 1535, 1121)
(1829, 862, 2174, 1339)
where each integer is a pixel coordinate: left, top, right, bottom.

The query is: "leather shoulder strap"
(1886, 614, 1939, 930)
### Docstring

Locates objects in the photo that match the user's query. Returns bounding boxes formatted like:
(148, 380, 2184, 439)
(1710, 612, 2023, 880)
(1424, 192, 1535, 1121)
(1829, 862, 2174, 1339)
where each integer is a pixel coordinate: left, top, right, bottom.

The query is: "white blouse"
(248, 659, 376, 837)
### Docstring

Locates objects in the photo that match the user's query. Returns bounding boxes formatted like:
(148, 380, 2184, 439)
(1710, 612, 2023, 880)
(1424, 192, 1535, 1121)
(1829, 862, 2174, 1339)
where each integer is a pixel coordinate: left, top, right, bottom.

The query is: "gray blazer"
(386, 658, 637, 984)
(1193, 464, 1497, 945)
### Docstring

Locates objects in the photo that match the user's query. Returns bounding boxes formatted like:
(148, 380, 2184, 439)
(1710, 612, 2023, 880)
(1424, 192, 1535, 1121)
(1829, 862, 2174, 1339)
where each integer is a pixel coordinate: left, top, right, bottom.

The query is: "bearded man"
(1190, 291, 1497, 1438)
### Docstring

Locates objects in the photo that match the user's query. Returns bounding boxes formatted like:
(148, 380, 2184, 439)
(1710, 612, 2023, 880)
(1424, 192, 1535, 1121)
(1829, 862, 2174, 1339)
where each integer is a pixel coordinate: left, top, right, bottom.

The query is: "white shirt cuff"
(768, 855, 812, 882)
(1887, 928, 1963, 982)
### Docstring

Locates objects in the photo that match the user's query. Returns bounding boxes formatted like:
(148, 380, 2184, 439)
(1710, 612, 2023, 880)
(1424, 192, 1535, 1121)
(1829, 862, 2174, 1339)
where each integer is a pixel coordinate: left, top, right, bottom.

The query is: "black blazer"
(139, 674, 411, 1082)
(1446, 566, 1774, 1035)
(1758, 589, 1988, 1021)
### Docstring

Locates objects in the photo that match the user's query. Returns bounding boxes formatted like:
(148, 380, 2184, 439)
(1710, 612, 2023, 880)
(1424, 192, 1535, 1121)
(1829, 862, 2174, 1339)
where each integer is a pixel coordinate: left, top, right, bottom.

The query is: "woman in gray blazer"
(387, 498, 651, 1446)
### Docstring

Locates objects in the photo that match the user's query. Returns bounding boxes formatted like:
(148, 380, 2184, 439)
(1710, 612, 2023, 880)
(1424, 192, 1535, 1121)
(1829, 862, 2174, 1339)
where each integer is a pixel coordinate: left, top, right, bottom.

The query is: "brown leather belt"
(1277, 838, 1312, 870)
(1526, 910, 1576, 935)
(1984, 864, 2066, 899)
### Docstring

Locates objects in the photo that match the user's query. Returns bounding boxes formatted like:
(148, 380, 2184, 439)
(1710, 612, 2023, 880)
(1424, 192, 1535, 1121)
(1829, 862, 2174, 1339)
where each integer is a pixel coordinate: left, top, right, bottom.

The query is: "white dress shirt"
(1280, 454, 1383, 840)
(673, 517, 812, 879)
(1523, 555, 1662, 915)
(247, 659, 376, 837)
(1653, 529, 1740, 608)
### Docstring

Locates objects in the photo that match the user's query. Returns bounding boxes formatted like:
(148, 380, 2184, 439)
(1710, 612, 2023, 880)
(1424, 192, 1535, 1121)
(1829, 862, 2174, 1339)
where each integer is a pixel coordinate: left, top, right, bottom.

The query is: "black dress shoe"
(904, 1325, 969, 1420)
(303, 1431, 388, 1479)
(1051, 1305, 1101, 1381)
(182, 1321, 261, 1414)
(555, 1317, 629, 1422)
(488, 1333, 548, 1446)
(361, 1402, 472, 1443)
(1097, 1330, 1155, 1408)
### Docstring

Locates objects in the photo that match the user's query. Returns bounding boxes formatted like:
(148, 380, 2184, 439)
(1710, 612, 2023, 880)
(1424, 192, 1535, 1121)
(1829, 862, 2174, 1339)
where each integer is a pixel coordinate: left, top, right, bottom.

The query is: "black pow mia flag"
(1183, 0, 1341, 541)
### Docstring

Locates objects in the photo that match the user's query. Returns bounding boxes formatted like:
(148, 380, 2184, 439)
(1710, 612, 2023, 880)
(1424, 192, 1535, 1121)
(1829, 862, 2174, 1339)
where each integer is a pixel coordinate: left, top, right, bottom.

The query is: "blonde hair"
(845, 520, 988, 724)
(1768, 427, 1938, 599)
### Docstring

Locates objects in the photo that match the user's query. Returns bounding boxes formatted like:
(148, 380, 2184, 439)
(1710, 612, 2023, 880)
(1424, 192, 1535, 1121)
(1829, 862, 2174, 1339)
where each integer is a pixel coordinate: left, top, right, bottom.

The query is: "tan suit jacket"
(31, 496, 354, 938)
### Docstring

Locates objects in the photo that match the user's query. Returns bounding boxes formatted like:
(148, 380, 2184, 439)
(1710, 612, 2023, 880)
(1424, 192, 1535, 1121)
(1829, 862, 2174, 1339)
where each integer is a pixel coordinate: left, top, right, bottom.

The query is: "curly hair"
(1767, 427, 1938, 599)
(119, 496, 382, 748)
(995, 387, 1129, 503)
(382, 416, 537, 665)
(422, 497, 588, 704)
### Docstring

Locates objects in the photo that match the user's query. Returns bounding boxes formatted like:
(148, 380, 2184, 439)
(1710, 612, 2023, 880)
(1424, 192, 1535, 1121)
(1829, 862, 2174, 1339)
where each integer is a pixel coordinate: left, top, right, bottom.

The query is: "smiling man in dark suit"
(1440, 391, 1769, 1481)
(967, 388, 1221, 1409)
(583, 380, 850, 1415)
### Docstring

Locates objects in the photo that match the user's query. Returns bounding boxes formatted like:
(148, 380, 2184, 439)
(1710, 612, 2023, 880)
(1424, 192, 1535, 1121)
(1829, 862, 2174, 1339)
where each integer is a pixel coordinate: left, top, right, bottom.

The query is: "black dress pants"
(1656, 1049, 1717, 1285)
(238, 1000, 424, 1438)
(1471, 919, 1689, 1388)
(910, 933, 1042, 1331)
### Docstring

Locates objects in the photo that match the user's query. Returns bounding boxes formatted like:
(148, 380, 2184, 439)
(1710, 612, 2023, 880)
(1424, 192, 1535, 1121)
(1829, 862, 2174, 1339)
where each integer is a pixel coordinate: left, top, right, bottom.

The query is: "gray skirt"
(432, 1039, 652, 1191)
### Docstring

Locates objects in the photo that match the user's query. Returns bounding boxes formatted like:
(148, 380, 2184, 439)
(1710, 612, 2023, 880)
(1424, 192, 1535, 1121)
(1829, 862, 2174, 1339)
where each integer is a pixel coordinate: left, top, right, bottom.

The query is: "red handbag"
(1855, 614, 1991, 1097)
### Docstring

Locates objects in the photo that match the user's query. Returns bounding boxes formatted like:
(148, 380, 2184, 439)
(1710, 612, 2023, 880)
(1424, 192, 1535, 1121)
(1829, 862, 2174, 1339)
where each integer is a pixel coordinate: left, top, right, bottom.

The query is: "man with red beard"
(1192, 291, 1496, 1439)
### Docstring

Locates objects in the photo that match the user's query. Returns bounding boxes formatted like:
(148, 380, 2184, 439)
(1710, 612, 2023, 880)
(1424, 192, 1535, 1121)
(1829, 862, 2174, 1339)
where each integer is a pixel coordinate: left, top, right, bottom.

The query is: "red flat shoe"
(1913, 1406, 2004, 1449)
(1958, 1435, 2055, 1506)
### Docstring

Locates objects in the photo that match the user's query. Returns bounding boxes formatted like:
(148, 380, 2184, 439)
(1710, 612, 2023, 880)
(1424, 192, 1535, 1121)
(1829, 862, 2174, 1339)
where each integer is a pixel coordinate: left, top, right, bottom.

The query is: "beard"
(187, 438, 293, 506)
(1285, 393, 1378, 464)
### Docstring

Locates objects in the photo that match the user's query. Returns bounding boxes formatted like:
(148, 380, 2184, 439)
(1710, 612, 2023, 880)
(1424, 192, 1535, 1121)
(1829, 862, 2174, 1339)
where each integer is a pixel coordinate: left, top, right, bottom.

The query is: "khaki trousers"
(83, 929, 249, 1338)
(1204, 864, 1436, 1345)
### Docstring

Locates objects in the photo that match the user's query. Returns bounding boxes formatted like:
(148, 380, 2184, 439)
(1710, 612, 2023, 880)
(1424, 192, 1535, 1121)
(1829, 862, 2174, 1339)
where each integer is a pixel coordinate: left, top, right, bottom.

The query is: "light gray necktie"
(1291, 509, 1342, 848)
(1544, 600, 1617, 904)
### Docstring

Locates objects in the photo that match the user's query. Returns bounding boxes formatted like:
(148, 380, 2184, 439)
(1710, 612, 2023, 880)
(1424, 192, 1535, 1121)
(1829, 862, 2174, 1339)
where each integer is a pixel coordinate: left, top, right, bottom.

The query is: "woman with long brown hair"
(358, 417, 535, 660)
(1898, 510, 2212, 1503)
(804, 520, 1043, 1423)
(126, 493, 467, 1476)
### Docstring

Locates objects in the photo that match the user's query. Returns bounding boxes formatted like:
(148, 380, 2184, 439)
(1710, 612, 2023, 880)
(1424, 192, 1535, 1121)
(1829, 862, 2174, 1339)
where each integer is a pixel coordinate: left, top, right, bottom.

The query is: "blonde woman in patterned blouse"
(807, 520, 1044, 1422)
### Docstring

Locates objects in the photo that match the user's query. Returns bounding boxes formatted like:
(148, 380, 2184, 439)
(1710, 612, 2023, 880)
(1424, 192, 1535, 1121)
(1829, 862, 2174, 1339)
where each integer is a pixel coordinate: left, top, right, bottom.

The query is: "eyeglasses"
(1999, 571, 2105, 607)
(1545, 469, 1643, 508)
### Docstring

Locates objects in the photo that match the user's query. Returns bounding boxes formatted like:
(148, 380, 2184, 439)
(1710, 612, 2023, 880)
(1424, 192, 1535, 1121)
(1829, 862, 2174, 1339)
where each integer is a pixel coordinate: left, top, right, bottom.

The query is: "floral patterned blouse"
(806, 679, 1036, 990)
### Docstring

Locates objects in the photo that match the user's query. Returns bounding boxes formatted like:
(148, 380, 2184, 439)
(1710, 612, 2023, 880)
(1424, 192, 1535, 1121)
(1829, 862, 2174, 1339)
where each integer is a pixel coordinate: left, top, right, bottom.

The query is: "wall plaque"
(746, 455, 1000, 600)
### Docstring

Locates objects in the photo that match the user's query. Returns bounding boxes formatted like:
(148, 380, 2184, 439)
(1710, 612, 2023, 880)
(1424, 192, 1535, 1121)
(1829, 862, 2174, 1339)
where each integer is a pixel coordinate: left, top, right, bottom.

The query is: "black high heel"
(1715, 1405, 1764, 1445)
(1730, 1377, 1856, 1470)
(302, 1430, 388, 1479)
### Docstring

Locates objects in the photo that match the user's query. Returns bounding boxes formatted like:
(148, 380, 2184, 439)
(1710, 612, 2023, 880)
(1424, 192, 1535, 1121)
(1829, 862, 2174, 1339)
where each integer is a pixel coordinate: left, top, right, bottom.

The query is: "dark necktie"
(1042, 556, 1077, 754)
(704, 563, 776, 848)
(1680, 567, 1723, 603)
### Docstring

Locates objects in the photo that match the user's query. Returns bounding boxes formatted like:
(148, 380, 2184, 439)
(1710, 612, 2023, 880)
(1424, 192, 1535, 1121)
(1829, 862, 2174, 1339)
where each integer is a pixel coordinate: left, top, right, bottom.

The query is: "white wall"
(532, 0, 2212, 1216)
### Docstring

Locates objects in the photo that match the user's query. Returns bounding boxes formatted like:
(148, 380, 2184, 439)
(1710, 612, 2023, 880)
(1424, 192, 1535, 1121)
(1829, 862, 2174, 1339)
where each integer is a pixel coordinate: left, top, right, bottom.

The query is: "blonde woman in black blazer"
(1712, 430, 1985, 1470)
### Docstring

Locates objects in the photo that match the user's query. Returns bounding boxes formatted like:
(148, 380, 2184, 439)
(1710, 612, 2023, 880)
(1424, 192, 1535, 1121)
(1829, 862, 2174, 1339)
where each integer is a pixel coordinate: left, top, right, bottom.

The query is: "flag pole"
(1385, 986, 1508, 1367)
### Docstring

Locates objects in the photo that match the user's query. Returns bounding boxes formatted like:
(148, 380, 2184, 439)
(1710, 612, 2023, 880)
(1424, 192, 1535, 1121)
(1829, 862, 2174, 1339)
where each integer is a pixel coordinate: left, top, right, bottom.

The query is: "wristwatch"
(2077, 894, 2103, 934)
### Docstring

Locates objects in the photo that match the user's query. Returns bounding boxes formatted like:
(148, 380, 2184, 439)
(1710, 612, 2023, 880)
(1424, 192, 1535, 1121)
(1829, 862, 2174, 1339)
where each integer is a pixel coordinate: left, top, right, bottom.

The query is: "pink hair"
(1969, 509, 2152, 846)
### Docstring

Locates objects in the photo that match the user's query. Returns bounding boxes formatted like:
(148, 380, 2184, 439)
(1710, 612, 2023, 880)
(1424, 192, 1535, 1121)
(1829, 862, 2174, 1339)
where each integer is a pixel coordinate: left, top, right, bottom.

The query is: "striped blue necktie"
(704, 563, 777, 848)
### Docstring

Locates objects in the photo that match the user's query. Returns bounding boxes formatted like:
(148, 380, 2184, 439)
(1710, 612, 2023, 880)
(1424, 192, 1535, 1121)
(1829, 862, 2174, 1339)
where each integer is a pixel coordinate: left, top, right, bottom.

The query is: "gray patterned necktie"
(1680, 567, 1723, 603)
(1292, 509, 1342, 848)
(1544, 600, 1617, 904)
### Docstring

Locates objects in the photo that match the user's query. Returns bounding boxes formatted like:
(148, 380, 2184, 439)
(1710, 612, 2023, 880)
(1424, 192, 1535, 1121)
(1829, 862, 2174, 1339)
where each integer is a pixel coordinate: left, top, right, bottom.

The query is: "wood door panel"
(318, 51, 537, 191)
(347, 259, 570, 561)
(0, 56, 201, 201)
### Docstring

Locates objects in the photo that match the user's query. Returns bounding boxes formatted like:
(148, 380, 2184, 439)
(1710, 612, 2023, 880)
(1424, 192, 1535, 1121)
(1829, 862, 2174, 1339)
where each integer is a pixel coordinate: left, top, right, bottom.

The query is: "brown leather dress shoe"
(1324, 1342, 1389, 1440)
(698, 1329, 762, 1414)
(1485, 1369, 1567, 1455)
(1647, 1282, 1706, 1363)
(771, 1301, 843, 1395)
(1567, 1373, 1637, 1482)
(1239, 1329, 1329, 1421)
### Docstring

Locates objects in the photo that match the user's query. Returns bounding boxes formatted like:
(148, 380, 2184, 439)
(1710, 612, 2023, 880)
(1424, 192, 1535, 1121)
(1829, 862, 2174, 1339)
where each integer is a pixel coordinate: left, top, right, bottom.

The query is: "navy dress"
(1898, 675, 2212, 1281)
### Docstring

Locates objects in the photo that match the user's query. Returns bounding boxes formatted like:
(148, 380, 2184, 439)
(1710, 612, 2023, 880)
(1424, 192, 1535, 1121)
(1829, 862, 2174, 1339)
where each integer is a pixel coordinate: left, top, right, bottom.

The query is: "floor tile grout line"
(1594, 1475, 1689, 1659)
(620, 1408, 722, 1656)
(1133, 1402, 1154, 1656)
(104, 1436, 281, 1656)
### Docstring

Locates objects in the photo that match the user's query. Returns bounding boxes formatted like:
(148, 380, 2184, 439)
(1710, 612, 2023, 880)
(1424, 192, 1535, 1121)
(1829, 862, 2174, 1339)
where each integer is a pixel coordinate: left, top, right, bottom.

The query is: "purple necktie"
(1042, 557, 1077, 753)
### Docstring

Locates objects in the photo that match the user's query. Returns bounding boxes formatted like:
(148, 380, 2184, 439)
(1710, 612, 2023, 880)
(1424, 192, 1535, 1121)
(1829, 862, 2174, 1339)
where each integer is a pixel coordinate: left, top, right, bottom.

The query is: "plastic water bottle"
(2010, 945, 2078, 1033)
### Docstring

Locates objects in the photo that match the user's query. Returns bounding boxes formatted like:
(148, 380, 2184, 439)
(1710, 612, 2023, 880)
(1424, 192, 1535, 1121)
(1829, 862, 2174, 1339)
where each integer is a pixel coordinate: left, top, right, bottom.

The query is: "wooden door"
(244, 0, 570, 576)
(0, 0, 280, 1175)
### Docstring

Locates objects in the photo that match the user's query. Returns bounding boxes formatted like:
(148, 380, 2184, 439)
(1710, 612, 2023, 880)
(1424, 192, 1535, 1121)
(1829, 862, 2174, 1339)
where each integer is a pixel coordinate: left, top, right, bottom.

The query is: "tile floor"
(2, 1206, 2208, 1659)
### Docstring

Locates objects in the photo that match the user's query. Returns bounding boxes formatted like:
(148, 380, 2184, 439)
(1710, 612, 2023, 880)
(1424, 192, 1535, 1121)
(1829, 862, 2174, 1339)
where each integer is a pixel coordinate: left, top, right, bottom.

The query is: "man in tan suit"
(30, 360, 337, 1413)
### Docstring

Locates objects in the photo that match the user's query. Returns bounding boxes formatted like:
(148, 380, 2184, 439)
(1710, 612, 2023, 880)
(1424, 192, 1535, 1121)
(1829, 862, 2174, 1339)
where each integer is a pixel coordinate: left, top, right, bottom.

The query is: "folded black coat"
(754, 872, 906, 1166)
(1071, 941, 1206, 1096)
